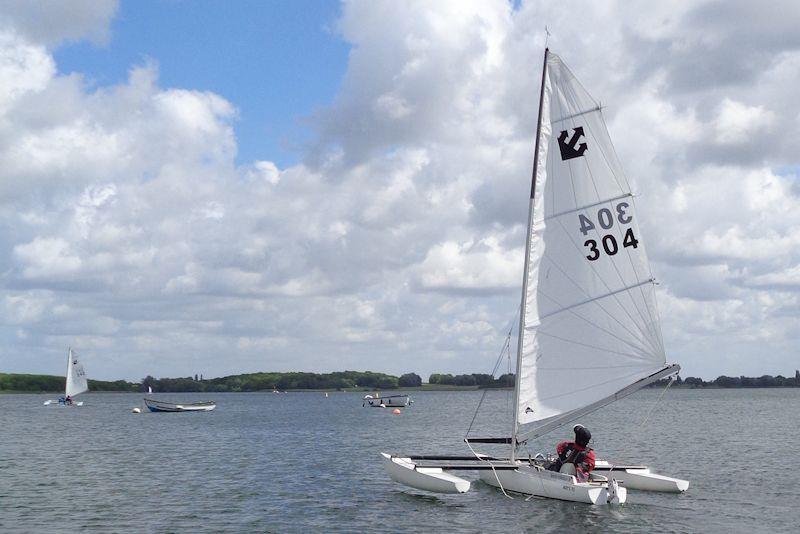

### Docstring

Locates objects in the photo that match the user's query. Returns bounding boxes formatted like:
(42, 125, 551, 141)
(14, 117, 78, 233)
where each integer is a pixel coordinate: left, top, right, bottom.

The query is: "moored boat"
(144, 398, 216, 412)
(363, 394, 412, 407)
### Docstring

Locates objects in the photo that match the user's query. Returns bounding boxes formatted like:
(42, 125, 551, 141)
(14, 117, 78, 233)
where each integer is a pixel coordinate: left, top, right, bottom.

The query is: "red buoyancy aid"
(556, 441, 596, 473)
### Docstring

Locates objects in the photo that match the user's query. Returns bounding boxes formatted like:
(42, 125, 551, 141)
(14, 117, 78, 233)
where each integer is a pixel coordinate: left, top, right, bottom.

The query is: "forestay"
(516, 52, 667, 434)
(65, 348, 89, 397)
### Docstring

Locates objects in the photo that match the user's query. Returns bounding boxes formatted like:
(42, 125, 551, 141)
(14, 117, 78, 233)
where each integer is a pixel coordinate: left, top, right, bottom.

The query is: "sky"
(1, 0, 798, 381)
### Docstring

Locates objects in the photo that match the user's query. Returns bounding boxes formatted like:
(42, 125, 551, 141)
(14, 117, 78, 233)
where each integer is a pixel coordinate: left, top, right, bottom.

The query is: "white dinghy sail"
(382, 49, 686, 504)
(65, 347, 89, 399)
(510, 48, 678, 451)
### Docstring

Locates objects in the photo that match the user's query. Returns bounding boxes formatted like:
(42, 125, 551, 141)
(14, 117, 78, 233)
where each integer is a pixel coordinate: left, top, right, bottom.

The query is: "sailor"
(65, 395, 72, 405)
(550, 424, 596, 482)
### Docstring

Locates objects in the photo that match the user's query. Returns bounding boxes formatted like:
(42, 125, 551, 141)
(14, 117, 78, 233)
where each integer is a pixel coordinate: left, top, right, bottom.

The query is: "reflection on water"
(0, 388, 797, 532)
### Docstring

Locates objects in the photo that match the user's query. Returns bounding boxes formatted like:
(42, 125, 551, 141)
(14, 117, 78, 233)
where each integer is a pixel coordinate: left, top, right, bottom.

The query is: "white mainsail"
(65, 347, 89, 397)
(514, 51, 675, 441)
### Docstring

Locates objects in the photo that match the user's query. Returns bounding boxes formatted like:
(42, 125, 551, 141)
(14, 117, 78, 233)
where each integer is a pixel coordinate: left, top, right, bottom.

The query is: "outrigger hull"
(382, 453, 470, 494)
(593, 461, 689, 493)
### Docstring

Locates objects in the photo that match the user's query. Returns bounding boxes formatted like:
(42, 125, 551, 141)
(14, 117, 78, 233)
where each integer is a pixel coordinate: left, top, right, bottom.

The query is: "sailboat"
(43, 347, 89, 406)
(381, 49, 688, 504)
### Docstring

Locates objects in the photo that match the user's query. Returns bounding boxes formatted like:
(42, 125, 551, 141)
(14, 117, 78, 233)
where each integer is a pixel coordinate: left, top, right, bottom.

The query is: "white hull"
(364, 395, 411, 407)
(593, 460, 689, 493)
(144, 399, 216, 412)
(381, 454, 624, 505)
(43, 399, 83, 406)
(479, 465, 625, 505)
(382, 454, 470, 494)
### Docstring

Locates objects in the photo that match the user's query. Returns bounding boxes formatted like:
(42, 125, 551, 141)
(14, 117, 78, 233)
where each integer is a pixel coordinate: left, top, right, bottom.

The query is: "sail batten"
(537, 278, 655, 321)
(552, 106, 602, 124)
(540, 193, 633, 222)
(514, 52, 668, 430)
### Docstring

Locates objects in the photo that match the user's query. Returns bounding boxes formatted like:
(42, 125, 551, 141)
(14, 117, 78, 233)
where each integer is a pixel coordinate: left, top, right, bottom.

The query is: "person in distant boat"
(65, 395, 72, 405)
(548, 424, 595, 482)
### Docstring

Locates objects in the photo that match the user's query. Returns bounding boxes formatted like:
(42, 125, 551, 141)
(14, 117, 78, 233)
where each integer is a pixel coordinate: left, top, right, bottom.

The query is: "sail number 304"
(579, 202, 638, 261)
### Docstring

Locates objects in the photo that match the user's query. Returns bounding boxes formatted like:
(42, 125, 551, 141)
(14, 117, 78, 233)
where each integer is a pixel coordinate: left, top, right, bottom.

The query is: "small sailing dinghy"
(382, 49, 688, 504)
(43, 347, 88, 407)
(144, 398, 216, 412)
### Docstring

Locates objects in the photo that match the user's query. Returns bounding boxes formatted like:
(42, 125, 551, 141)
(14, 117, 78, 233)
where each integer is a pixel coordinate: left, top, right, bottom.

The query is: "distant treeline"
(3, 369, 799, 393)
(0, 373, 139, 393)
(142, 371, 402, 392)
(428, 373, 515, 388)
(650, 371, 800, 389)
(0, 370, 403, 393)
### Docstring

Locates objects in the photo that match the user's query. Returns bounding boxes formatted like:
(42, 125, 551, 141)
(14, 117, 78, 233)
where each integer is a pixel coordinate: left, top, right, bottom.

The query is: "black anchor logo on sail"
(558, 126, 588, 160)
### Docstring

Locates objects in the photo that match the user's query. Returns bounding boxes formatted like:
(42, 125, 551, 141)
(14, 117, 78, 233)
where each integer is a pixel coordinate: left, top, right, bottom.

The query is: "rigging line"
(637, 374, 675, 428)
(466, 307, 518, 437)
(552, 216, 662, 355)
(466, 337, 508, 437)
(464, 438, 514, 499)
(534, 330, 658, 363)
(536, 285, 655, 361)
(558, 97, 662, 352)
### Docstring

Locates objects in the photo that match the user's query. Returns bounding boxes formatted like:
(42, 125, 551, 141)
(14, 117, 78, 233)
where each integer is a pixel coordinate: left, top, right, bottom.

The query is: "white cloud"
(14, 237, 82, 279)
(415, 236, 521, 292)
(713, 98, 775, 145)
(1, 0, 799, 381)
(0, 0, 118, 47)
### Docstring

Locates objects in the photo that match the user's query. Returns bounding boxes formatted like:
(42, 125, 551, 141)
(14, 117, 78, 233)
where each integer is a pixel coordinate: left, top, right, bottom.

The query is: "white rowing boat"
(144, 398, 216, 412)
(363, 394, 412, 407)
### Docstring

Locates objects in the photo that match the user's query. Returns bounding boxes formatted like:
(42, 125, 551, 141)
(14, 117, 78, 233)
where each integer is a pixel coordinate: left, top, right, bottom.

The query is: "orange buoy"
(392, 408, 401, 414)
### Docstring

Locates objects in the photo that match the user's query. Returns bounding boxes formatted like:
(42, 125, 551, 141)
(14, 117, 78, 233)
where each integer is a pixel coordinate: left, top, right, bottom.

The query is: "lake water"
(1, 388, 798, 533)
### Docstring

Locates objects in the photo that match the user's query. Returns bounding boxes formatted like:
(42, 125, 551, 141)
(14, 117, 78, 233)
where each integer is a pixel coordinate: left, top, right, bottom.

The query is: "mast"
(511, 48, 549, 462)
(64, 347, 72, 396)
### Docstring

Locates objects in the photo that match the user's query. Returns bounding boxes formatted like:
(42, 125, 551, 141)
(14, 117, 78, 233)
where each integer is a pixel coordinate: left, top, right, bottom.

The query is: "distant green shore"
(1, 370, 798, 394)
